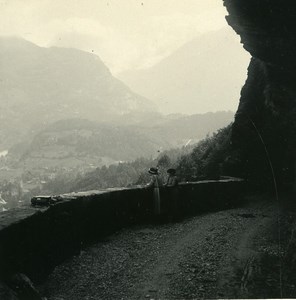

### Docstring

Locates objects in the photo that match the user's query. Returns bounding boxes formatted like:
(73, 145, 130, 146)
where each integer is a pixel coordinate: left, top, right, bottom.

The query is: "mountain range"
(119, 28, 250, 114)
(0, 36, 156, 149)
(0, 35, 238, 202)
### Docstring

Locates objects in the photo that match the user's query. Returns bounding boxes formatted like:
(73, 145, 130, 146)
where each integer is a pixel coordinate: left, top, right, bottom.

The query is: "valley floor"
(39, 199, 295, 299)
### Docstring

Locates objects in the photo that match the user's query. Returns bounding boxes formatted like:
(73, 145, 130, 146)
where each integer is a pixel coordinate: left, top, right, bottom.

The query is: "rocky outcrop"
(223, 0, 296, 190)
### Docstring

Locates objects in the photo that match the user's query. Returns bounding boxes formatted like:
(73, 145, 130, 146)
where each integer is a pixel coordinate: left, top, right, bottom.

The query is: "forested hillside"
(38, 125, 235, 196)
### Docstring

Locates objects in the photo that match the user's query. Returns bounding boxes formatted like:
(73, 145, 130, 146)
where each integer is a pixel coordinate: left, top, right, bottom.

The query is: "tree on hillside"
(177, 124, 234, 181)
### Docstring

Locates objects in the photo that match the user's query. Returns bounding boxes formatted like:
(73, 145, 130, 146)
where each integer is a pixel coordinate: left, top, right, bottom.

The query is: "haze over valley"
(0, 1, 249, 209)
(0, 37, 155, 149)
(1, 4, 295, 300)
(119, 28, 250, 114)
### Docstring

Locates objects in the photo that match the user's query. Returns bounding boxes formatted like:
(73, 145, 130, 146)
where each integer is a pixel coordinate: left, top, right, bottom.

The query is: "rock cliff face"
(223, 0, 296, 189)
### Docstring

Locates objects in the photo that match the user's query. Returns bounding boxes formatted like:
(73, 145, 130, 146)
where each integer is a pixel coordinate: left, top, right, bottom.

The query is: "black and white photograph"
(0, 0, 295, 299)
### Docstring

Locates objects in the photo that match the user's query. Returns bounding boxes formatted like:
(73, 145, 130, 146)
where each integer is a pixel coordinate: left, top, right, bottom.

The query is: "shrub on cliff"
(176, 124, 236, 181)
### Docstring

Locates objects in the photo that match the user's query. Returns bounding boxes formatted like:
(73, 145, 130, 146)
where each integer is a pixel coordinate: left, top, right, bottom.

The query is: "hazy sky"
(0, 0, 231, 73)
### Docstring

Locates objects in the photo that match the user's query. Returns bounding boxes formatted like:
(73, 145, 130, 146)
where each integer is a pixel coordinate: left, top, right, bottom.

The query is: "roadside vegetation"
(0, 124, 239, 209)
(42, 124, 236, 194)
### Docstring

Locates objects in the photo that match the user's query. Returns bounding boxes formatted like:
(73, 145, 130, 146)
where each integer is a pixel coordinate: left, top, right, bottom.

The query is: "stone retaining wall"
(0, 179, 244, 286)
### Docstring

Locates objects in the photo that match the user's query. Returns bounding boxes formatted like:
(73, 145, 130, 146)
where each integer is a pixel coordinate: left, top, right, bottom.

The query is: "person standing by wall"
(146, 167, 162, 215)
(164, 168, 179, 220)
(164, 168, 178, 187)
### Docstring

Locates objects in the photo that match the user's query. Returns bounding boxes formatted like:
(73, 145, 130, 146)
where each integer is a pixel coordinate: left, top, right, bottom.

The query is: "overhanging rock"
(223, 0, 296, 190)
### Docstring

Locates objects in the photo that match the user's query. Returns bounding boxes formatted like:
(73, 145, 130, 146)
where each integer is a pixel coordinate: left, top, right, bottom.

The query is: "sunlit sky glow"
(0, 0, 230, 73)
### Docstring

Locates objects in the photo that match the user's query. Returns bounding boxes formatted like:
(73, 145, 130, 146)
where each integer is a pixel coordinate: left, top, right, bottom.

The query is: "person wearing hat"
(146, 167, 163, 215)
(164, 168, 179, 220)
(164, 168, 178, 187)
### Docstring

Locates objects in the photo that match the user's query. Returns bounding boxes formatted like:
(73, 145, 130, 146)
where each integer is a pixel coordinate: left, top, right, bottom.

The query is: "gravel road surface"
(39, 199, 295, 299)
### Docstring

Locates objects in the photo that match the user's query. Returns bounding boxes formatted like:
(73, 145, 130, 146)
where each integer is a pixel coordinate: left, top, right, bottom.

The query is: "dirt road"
(39, 200, 295, 299)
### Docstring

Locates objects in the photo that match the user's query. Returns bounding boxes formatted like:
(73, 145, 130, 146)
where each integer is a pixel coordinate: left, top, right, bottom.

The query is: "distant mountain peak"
(119, 28, 250, 115)
(0, 36, 156, 149)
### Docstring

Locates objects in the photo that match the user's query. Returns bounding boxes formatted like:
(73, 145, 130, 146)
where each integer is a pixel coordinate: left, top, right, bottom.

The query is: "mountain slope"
(0, 37, 156, 149)
(119, 28, 250, 114)
(127, 111, 234, 148)
(10, 119, 165, 170)
(6, 111, 234, 172)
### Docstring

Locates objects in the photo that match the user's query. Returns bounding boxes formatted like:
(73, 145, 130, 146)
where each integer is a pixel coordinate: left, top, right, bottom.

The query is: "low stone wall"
(0, 179, 244, 286)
